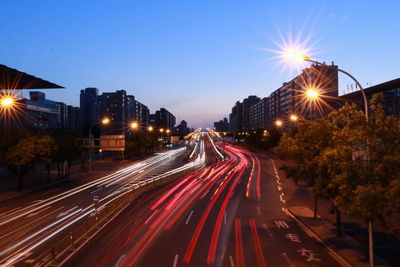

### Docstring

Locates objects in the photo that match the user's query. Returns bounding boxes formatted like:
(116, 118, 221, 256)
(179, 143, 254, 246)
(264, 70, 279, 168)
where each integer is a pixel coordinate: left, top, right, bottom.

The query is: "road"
(0, 140, 202, 266)
(64, 132, 342, 267)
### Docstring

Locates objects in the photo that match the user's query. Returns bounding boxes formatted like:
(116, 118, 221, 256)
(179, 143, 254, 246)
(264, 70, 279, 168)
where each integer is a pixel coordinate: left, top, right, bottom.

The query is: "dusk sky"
(1, 0, 400, 128)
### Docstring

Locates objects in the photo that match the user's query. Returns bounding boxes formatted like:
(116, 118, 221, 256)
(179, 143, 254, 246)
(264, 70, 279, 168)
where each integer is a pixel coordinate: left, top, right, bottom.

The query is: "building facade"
(153, 108, 176, 130)
(80, 87, 100, 130)
(249, 97, 269, 130)
(100, 90, 127, 135)
(242, 95, 260, 131)
(342, 78, 400, 117)
(214, 117, 229, 132)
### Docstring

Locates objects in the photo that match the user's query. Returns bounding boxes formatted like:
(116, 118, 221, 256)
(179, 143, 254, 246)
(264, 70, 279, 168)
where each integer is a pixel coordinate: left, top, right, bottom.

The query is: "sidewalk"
(287, 206, 391, 267)
(253, 150, 399, 266)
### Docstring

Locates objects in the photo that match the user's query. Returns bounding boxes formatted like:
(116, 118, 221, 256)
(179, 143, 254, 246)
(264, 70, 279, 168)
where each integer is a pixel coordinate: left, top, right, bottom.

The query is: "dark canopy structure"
(0, 64, 63, 90)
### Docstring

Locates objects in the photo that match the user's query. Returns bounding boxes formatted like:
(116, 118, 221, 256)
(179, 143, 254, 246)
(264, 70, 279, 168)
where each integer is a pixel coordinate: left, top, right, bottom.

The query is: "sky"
(1, 0, 400, 128)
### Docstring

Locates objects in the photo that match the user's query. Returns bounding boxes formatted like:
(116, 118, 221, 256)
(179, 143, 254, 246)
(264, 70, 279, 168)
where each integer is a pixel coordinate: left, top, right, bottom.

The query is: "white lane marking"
(229, 255, 235, 267)
(173, 254, 179, 267)
(185, 210, 194, 225)
(282, 252, 295, 267)
(56, 206, 78, 218)
(282, 208, 352, 267)
(224, 211, 227, 225)
(257, 206, 261, 216)
(145, 209, 158, 224)
(280, 193, 286, 204)
(263, 223, 274, 238)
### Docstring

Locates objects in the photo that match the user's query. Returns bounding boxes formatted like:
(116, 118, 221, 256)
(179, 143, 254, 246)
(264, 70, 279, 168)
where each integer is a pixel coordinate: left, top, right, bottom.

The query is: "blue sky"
(1, 0, 400, 128)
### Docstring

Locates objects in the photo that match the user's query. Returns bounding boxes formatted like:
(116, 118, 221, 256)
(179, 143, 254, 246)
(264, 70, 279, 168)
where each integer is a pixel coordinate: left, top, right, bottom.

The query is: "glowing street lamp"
(282, 47, 307, 64)
(159, 128, 164, 133)
(282, 45, 374, 266)
(281, 46, 368, 120)
(166, 129, 171, 134)
(147, 126, 154, 132)
(305, 87, 320, 100)
(290, 114, 298, 122)
(101, 117, 110, 125)
(131, 121, 138, 129)
(275, 120, 283, 127)
(0, 95, 15, 109)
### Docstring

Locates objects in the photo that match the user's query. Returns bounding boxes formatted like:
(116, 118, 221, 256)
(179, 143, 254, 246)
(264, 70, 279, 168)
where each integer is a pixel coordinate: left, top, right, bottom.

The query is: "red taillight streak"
(255, 156, 261, 200)
(207, 165, 245, 264)
(183, 160, 239, 263)
(249, 218, 267, 267)
(235, 219, 245, 267)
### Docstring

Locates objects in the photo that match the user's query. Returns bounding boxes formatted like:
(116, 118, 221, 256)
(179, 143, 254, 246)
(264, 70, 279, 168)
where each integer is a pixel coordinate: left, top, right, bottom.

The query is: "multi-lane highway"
(0, 134, 205, 267)
(63, 131, 343, 267)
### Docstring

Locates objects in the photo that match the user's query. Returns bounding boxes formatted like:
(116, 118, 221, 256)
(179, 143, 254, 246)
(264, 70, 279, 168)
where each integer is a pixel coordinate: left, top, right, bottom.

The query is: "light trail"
(0, 147, 195, 266)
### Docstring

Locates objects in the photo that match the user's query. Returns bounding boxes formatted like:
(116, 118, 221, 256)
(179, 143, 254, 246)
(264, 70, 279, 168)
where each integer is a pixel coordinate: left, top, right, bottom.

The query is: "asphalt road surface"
(65, 134, 342, 267)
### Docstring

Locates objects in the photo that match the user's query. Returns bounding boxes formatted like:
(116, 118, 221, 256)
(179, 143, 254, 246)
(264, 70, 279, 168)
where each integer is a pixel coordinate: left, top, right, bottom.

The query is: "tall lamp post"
(88, 117, 110, 172)
(283, 49, 373, 267)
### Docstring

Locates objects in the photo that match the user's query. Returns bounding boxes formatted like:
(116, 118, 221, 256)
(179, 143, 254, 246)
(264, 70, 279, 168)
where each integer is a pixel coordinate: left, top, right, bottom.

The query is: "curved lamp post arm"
(304, 56, 373, 267)
(304, 57, 369, 122)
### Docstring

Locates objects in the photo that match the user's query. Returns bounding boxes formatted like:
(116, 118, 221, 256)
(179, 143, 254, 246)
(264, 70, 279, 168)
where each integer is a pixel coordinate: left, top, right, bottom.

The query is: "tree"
(274, 118, 333, 219)
(35, 135, 56, 182)
(5, 136, 38, 191)
(52, 130, 83, 177)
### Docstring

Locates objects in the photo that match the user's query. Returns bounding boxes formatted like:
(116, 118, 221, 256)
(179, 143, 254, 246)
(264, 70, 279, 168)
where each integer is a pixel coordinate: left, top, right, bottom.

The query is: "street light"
(88, 117, 110, 172)
(282, 47, 307, 64)
(147, 126, 154, 132)
(166, 129, 170, 134)
(0, 95, 15, 109)
(282, 48, 368, 121)
(130, 121, 139, 130)
(275, 120, 283, 127)
(159, 128, 164, 133)
(305, 87, 320, 100)
(290, 114, 299, 122)
(283, 46, 373, 266)
(101, 117, 110, 125)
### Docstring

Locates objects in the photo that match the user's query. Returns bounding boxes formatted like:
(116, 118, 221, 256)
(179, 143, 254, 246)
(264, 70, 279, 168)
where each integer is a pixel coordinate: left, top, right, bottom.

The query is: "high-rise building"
(67, 106, 81, 129)
(100, 90, 127, 135)
(125, 95, 136, 125)
(242, 95, 260, 131)
(175, 120, 189, 135)
(80, 87, 100, 129)
(249, 97, 269, 130)
(229, 63, 338, 133)
(153, 108, 176, 130)
(214, 117, 229, 132)
(135, 100, 150, 130)
(229, 101, 243, 133)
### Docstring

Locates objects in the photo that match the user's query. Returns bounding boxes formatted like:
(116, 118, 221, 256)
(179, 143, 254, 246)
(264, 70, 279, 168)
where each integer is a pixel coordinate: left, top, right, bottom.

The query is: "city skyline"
(1, 1, 400, 127)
